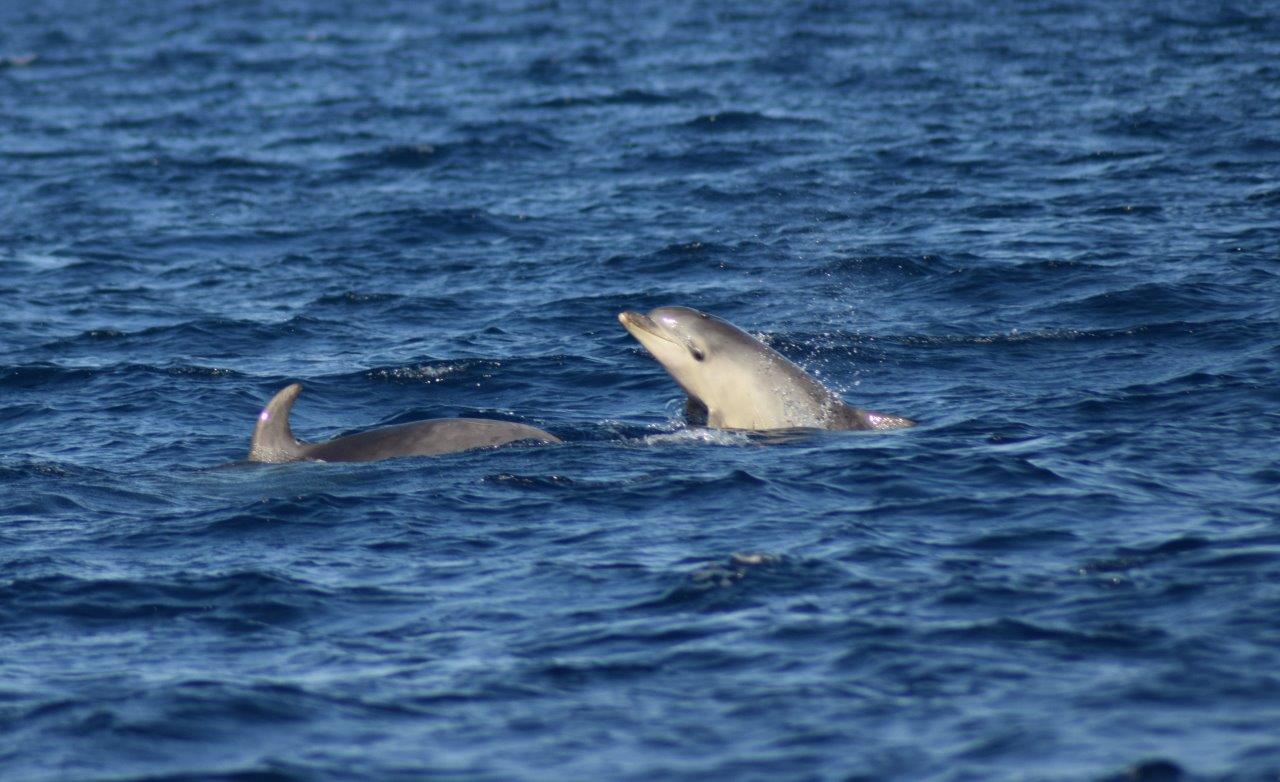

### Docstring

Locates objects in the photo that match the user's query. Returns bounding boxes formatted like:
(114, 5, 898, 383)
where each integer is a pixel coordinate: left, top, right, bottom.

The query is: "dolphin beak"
(618, 311, 656, 336)
(620, 311, 682, 350)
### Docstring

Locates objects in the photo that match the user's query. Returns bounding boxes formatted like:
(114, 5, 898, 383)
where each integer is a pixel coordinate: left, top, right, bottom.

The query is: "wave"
(642, 553, 847, 613)
(340, 125, 564, 171)
(522, 88, 709, 109)
(679, 110, 826, 132)
(0, 570, 334, 627)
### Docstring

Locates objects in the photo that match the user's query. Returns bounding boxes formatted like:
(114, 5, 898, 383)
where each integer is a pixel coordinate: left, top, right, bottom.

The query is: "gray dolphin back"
(246, 383, 560, 463)
(827, 402, 916, 431)
(304, 418, 560, 462)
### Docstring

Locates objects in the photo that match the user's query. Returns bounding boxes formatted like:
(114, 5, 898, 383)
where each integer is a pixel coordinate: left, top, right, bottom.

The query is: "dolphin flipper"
(683, 396, 709, 426)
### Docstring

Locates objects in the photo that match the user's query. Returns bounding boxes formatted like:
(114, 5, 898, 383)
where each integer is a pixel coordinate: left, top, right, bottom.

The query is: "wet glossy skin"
(619, 306, 914, 431)
(248, 383, 559, 463)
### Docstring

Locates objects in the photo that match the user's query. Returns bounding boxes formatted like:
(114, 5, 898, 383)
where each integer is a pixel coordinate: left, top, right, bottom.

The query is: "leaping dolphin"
(248, 383, 560, 463)
(618, 306, 914, 431)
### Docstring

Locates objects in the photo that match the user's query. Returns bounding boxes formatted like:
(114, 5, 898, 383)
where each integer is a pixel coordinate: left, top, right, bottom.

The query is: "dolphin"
(618, 306, 914, 431)
(247, 383, 560, 463)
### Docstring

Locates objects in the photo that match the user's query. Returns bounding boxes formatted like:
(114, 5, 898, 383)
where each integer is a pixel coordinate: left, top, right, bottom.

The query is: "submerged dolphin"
(248, 383, 560, 463)
(618, 306, 914, 431)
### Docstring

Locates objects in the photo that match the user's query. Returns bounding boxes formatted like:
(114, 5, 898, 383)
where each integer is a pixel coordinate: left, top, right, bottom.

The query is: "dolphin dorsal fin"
(248, 383, 305, 462)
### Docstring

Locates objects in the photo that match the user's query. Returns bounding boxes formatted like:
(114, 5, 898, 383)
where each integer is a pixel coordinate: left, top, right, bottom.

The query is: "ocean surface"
(2, 1, 1279, 780)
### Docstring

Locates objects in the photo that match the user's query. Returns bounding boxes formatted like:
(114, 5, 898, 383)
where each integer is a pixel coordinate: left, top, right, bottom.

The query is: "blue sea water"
(2, 0, 1279, 779)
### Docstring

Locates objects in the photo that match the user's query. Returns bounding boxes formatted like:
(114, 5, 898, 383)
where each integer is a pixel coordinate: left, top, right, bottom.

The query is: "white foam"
(368, 363, 463, 382)
(640, 428, 751, 447)
(14, 252, 75, 270)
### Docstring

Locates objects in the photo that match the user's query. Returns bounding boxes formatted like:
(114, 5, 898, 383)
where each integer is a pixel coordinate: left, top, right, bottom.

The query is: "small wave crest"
(364, 362, 466, 383)
(639, 428, 752, 447)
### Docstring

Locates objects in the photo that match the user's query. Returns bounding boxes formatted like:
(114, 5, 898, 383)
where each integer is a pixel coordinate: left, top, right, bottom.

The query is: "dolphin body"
(248, 383, 560, 463)
(618, 306, 914, 431)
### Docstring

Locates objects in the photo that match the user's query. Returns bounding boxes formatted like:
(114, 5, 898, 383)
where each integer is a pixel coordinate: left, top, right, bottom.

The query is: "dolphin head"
(618, 305, 767, 416)
(618, 305, 914, 431)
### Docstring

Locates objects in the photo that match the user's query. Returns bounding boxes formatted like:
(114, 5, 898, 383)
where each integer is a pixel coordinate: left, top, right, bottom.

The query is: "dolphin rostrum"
(248, 383, 560, 463)
(618, 306, 914, 431)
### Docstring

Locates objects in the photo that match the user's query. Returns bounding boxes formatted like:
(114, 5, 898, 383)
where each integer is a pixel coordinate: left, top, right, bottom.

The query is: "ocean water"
(2, 1, 1279, 779)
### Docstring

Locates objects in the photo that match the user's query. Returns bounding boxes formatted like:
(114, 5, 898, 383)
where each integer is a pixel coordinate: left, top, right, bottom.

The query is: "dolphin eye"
(690, 346, 705, 362)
